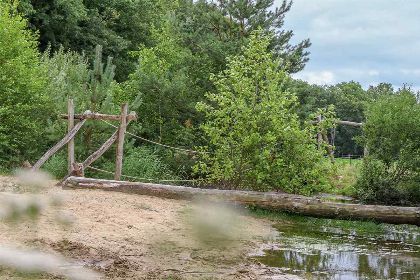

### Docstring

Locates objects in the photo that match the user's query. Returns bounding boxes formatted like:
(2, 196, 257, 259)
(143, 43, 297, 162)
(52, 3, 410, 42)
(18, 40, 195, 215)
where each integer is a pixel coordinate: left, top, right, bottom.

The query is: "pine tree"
(196, 30, 329, 194)
(178, 0, 310, 74)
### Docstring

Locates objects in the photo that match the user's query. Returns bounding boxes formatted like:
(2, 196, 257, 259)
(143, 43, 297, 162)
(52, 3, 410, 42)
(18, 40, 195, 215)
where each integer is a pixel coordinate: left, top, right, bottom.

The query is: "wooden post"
(322, 132, 335, 163)
(364, 146, 369, 157)
(317, 115, 323, 149)
(68, 99, 75, 173)
(114, 104, 128, 180)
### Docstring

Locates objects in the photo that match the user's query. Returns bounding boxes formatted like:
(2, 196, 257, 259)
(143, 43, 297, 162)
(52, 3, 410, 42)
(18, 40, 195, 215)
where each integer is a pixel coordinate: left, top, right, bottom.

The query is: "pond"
(255, 215, 420, 280)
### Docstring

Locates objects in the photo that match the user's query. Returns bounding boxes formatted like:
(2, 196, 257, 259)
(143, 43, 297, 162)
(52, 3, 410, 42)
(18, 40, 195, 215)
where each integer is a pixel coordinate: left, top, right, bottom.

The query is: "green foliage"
(177, 0, 310, 74)
(124, 12, 196, 147)
(42, 45, 120, 158)
(0, 3, 50, 167)
(100, 146, 178, 182)
(18, 0, 160, 81)
(195, 31, 330, 194)
(43, 153, 68, 179)
(356, 90, 420, 205)
(290, 80, 396, 155)
(329, 158, 361, 196)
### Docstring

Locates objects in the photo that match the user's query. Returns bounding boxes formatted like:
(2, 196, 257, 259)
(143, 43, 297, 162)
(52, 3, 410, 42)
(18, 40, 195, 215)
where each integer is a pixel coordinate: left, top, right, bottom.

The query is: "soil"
(0, 175, 302, 280)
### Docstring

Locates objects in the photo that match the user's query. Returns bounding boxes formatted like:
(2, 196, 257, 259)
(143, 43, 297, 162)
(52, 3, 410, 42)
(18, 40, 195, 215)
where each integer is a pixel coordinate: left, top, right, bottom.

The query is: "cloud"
(278, 0, 420, 88)
(294, 71, 335, 85)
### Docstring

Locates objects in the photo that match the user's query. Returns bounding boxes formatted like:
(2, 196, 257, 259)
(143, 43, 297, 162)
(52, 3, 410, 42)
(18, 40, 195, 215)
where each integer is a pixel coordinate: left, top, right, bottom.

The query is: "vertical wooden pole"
(317, 115, 323, 149)
(322, 132, 335, 163)
(115, 103, 128, 180)
(68, 99, 75, 173)
(363, 146, 369, 157)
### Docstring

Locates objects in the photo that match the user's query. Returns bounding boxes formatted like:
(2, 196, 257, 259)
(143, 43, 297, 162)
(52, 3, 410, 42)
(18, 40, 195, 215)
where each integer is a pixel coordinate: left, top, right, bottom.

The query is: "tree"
(124, 12, 196, 147)
(0, 3, 50, 167)
(178, 0, 311, 74)
(18, 0, 159, 81)
(195, 31, 329, 194)
(42, 45, 120, 157)
(356, 89, 420, 206)
(290, 80, 371, 155)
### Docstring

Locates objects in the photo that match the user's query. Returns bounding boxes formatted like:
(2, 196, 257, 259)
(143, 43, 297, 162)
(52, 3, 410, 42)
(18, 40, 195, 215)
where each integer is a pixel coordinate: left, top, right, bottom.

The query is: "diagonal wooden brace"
(32, 119, 87, 170)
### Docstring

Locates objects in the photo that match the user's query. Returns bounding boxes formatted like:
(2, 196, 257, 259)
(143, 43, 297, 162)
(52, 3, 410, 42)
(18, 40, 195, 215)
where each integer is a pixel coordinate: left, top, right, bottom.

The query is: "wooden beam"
(63, 177, 420, 226)
(60, 112, 137, 121)
(32, 119, 87, 170)
(67, 99, 75, 173)
(312, 119, 363, 127)
(114, 104, 128, 180)
(83, 130, 118, 169)
(336, 120, 363, 127)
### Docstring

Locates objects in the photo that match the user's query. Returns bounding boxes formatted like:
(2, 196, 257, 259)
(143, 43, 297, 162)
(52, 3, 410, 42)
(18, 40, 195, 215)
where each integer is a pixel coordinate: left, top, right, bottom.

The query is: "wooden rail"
(61, 112, 137, 121)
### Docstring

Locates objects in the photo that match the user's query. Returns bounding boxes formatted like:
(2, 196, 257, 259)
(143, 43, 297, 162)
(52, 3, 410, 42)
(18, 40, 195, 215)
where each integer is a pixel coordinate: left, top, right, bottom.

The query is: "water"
(256, 219, 420, 279)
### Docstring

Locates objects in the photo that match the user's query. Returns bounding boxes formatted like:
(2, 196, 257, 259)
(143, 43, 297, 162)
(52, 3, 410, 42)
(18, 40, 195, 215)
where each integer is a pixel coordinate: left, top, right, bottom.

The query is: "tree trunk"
(63, 177, 420, 226)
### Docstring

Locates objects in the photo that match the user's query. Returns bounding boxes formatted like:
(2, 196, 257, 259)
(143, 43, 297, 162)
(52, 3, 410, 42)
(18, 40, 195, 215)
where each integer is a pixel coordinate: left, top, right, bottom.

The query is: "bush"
(100, 146, 178, 182)
(195, 31, 331, 195)
(356, 90, 420, 206)
(0, 3, 50, 167)
(43, 153, 68, 179)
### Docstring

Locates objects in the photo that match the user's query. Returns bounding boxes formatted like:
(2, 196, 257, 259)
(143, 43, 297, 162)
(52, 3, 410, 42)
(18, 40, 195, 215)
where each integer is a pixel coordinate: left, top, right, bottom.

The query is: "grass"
(328, 158, 361, 196)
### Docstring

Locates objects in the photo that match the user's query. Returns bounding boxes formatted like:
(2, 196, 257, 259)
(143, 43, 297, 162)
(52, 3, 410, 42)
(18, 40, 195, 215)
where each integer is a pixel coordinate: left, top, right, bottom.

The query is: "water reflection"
(257, 223, 420, 280)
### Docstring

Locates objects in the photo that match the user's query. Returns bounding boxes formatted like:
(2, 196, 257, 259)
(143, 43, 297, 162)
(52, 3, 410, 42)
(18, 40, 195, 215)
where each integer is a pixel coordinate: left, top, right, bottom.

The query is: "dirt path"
(0, 175, 301, 280)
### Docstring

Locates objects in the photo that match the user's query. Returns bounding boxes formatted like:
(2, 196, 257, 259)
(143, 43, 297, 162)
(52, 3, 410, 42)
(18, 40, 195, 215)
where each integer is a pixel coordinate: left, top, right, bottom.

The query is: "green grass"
(328, 158, 362, 196)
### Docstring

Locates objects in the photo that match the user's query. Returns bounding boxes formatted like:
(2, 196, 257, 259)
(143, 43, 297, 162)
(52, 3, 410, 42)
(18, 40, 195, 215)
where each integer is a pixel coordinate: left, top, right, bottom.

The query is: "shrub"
(0, 3, 50, 167)
(195, 31, 331, 195)
(43, 153, 68, 179)
(100, 146, 178, 182)
(356, 90, 420, 206)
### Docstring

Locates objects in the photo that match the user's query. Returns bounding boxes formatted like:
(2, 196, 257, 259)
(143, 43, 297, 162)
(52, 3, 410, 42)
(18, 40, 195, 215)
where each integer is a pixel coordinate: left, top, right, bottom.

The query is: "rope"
(86, 166, 204, 183)
(100, 119, 202, 154)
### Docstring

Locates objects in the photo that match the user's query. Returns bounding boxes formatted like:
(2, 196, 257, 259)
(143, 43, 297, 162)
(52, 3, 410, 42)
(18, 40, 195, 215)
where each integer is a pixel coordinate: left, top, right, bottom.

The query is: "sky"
(279, 0, 420, 89)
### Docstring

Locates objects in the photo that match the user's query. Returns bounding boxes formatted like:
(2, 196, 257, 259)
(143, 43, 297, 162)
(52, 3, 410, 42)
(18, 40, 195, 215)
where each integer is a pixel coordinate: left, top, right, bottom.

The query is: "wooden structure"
(63, 177, 420, 226)
(32, 99, 137, 180)
(30, 99, 420, 226)
(314, 116, 365, 162)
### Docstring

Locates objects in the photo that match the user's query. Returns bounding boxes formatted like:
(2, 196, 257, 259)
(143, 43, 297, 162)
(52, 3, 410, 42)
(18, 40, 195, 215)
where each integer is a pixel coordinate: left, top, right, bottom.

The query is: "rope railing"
(100, 119, 203, 155)
(86, 166, 205, 183)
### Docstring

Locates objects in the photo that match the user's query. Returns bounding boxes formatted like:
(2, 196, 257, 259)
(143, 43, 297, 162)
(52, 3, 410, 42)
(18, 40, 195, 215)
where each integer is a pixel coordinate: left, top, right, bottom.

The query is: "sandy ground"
(0, 175, 302, 280)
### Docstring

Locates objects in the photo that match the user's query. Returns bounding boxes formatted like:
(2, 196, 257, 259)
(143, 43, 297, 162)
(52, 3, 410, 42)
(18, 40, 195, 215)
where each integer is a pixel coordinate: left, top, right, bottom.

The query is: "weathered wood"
(32, 119, 87, 170)
(364, 146, 369, 157)
(63, 177, 420, 226)
(71, 163, 84, 177)
(61, 112, 137, 121)
(312, 119, 363, 127)
(336, 120, 363, 127)
(322, 132, 335, 163)
(316, 115, 323, 149)
(83, 130, 118, 169)
(67, 99, 75, 173)
(114, 104, 128, 180)
(59, 119, 134, 183)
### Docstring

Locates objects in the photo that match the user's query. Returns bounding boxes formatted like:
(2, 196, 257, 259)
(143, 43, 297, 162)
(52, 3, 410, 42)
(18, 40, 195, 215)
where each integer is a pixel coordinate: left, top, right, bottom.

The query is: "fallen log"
(63, 177, 420, 226)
